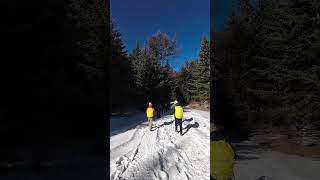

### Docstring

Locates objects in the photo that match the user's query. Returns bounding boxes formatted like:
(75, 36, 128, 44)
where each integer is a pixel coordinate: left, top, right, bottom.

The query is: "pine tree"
(179, 60, 194, 102)
(130, 42, 142, 62)
(133, 48, 163, 103)
(69, 0, 108, 79)
(129, 42, 142, 102)
(198, 36, 210, 102)
(109, 22, 131, 110)
(186, 36, 211, 102)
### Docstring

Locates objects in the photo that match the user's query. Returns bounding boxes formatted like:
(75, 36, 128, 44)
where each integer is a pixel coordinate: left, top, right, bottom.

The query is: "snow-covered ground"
(110, 108, 320, 180)
(234, 141, 320, 180)
(110, 109, 210, 180)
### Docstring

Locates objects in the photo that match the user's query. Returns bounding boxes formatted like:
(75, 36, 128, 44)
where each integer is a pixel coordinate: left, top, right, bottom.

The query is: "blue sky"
(110, 0, 210, 71)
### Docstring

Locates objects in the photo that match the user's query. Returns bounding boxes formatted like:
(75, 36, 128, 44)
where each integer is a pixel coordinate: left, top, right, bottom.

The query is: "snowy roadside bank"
(110, 110, 146, 136)
(234, 141, 320, 180)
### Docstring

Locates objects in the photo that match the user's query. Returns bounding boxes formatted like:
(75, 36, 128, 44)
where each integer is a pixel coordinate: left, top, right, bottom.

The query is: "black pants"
(175, 118, 182, 135)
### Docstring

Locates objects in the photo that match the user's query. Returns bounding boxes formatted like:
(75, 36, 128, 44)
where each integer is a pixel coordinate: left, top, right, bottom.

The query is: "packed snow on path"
(233, 141, 320, 180)
(110, 109, 210, 180)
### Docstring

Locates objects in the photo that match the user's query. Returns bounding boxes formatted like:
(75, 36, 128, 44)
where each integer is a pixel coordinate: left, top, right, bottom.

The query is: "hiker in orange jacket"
(146, 102, 156, 131)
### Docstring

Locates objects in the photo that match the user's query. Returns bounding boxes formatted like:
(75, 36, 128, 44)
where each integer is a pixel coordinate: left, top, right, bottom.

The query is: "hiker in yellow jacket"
(146, 102, 156, 131)
(210, 122, 237, 180)
(170, 100, 184, 136)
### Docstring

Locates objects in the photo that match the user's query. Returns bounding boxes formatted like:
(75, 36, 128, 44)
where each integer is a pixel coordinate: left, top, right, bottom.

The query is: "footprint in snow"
(116, 156, 124, 165)
(158, 171, 169, 180)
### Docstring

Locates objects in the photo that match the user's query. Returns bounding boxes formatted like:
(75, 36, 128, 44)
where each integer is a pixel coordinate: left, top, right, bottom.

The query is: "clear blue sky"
(110, 0, 210, 71)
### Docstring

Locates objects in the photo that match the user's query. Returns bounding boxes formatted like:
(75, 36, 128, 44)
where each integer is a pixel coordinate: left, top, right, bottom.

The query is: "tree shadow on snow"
(233, 144, 260, 153)
(182, 117, 193, 123)
(236, 154, 260, 161)
(110, 120, 148, 136)
(232, 143, 262, 161)
(156, 120, 174, 129)
(182, 122, 199, 136)
(312, 158, 320, 161)
(256, 176, 272, 180)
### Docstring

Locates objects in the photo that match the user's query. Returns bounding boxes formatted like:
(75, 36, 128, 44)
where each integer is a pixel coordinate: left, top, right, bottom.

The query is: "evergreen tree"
(69, 0, 108, 79)
(129, 43, 142, 102)
(109, 22, 131, 110)
(178, 60, 196, 102)
(131, 32, 178, 104)
(186, 36, 210, 102)
(213, 0, 320, 136)
(198, 36, 210, 102)
(130, 43, 142, 62)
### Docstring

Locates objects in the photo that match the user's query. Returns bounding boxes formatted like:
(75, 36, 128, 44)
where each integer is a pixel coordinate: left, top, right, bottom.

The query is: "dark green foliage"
(109, 22, 132, 110)
(213, 0, 320, 131)
(109, 27, 209, 109)
(69, 0, 108, 79)
(109, 31, 178, 109)
(67, 0, 109, 110)
(178, 60, 197, 102)
(130, 32, 177, 104)
(178, 36, 210, 103)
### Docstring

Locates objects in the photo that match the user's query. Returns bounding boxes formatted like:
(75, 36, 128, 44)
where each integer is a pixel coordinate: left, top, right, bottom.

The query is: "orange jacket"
(146, 106, 155, 118)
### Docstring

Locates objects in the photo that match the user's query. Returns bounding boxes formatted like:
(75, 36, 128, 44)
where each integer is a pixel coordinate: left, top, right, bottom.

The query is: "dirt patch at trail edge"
(188, 102, 210, 112)
(249, 129, 320, 158)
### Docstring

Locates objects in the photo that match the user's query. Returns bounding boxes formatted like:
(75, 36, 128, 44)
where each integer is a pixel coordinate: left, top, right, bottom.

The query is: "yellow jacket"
(146, 106, 155, 118)
(174, 105, 183, 119)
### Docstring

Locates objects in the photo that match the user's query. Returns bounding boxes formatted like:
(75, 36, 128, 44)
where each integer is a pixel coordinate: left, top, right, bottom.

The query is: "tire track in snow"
(110, 126, 144, 153)
(152, 113, 199, 180)
(111, 128, 148, 179)
(115, 118, 164, 180)
(177, 111, 210, 178)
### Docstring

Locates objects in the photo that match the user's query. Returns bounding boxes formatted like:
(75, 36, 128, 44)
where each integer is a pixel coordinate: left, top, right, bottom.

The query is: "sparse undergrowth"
(249, 129, 320, 158)
(188, 102, 210, 112)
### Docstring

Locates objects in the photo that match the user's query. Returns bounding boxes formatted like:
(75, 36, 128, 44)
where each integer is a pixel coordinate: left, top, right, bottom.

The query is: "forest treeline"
(110, 25, 210, 112)
(212, 0, 320, 137)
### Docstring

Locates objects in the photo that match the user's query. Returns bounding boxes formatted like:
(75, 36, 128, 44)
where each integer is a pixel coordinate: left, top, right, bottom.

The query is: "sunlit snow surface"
(110, 108, 210, 180)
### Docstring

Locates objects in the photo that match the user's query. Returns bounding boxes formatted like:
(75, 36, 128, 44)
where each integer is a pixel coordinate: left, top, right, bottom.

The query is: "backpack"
(210, 139, 235, 180)
(174, 105, 183, 119)
(146, 107, 154, 118)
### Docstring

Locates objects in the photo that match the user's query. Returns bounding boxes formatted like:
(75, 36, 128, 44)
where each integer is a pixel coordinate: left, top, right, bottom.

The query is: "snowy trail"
(234, 141, 320, 180)
(110, 109, 210, 180)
